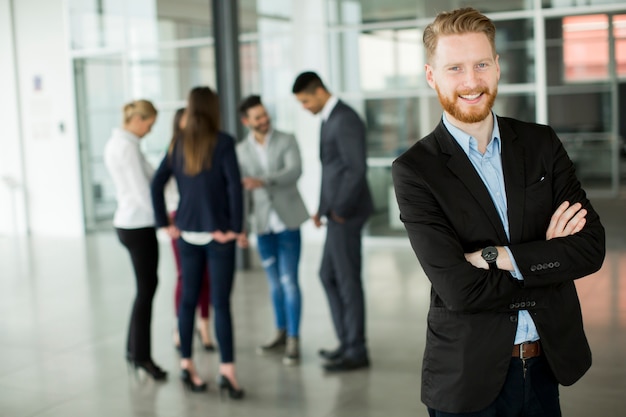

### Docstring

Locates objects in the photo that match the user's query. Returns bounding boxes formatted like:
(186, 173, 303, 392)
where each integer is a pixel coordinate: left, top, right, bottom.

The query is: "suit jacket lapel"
(435, 122, 509, 244)
(241, 137, 265, 177)
(498, 117, 525, 245)
(265, 132, 279, 174)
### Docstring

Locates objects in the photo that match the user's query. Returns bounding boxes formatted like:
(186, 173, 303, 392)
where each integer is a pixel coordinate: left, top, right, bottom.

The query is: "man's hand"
(242, 177, 265, 190)
(330, 211, 345, 224)
(312, 213, 323, 228)
(464, 202, 588, 272)
(546, 201, 587, 240)
(464, 250, 488, 270)
(237, 232, 249, 248)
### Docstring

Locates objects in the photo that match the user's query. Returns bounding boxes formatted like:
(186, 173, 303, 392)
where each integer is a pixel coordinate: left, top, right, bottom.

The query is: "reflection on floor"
(0, 197, 625, 417)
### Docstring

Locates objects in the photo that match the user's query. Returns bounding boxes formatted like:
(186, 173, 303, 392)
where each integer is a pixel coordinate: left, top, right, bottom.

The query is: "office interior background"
(1, 0, 625, 416)
(1, 0, 626, 238)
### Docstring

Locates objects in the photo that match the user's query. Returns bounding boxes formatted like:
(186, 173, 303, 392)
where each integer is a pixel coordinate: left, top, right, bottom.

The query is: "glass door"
(74, 54, 126, 230)
(69, 0, 216, 231)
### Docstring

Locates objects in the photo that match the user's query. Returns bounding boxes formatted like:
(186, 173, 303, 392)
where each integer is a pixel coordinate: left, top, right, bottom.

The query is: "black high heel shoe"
(196, 330, 216, 352)
(133, 360, 168, 381)
(180, 369, 207, 392)
(218, 375, 245, 399)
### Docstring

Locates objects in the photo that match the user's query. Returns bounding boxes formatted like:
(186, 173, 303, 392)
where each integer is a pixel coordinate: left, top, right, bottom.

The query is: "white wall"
(0, 0, 28, 236)
(0, 0, 84, 236)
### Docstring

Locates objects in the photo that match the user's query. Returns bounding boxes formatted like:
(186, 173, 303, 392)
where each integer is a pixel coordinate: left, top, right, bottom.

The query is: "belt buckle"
(518, 342, 532, 360)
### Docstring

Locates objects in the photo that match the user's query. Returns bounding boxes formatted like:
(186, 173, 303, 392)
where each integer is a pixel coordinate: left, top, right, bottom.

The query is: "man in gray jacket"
(236, 95, 310, 365)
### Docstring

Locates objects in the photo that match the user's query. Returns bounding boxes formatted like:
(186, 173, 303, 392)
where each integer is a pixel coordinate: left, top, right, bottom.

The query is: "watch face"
(482, 246, 498, 263)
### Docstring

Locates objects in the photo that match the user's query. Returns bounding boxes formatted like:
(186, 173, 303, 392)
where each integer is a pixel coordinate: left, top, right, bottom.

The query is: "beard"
(251, 121, 270, 135)
(436, 85, 497, 124)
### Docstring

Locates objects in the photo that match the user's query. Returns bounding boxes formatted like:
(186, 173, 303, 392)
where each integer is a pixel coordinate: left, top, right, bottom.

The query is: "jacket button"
(542, 263, 548, 269)
(530, 265, 537, 272)
(530, 301, 536, 307)
(554, 262, 560, 267)
(520, 302, 526, 308)
(510, 315, 518, 323)
(536, 264, 543, 270)
(514, 303, 521, 308)
(509, 304, 515, 309)
(548, 262, 554, 268)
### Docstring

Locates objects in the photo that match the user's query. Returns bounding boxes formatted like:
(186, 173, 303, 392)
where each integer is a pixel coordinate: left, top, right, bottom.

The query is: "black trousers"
(319, 214, 368, 360)
(116, 227, 159, 362)
(428, 355, 561, 417)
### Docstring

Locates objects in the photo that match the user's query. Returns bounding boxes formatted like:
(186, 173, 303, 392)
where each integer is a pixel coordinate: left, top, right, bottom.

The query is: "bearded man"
(392, 7, 605, 417)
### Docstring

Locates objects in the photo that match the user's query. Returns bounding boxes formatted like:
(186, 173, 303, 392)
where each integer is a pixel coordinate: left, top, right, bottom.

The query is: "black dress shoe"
(323, 356, 370, 372)
(318, 347, 343, 361)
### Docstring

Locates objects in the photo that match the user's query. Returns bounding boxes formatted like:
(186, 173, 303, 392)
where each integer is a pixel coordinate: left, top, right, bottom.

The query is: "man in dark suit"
(392, 8, 605, 416)
(292, 71, 374, 371)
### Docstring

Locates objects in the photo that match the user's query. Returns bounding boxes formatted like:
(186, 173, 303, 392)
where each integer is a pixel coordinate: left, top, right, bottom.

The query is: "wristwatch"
(481, 246, 498, 270)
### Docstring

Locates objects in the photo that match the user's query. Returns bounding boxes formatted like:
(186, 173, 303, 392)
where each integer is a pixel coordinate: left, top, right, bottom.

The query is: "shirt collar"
(113, 127, 140, 144)
(442, 112, 501, 156)
(321, 95, 339, 122)
(247, 129, 273, 147)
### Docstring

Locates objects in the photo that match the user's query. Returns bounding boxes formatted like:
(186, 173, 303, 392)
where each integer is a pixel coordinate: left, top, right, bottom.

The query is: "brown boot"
(283, 337, 300, 365)
(256, 329, 287, 355)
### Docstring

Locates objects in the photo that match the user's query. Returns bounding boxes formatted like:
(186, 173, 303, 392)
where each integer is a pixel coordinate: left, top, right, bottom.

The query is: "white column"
(291, 0, 329, 242)
(0, 0, 28, 236)
(7, 0, 85, 236)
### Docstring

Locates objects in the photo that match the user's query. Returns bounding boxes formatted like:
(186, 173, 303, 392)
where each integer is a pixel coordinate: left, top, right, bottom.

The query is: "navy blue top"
(151, 131, 243, 233)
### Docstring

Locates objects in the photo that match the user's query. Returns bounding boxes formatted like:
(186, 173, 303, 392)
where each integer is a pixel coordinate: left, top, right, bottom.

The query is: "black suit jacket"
(392, 117, 605, 413)
(319, 100, 373, 220)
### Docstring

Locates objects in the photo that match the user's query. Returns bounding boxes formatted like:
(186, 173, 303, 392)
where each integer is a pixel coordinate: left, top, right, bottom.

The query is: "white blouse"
(104, 128, 155, 229)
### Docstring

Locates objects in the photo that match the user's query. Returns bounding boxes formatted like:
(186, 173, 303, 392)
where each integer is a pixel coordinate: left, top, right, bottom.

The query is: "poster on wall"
(30, 74, 54, 140)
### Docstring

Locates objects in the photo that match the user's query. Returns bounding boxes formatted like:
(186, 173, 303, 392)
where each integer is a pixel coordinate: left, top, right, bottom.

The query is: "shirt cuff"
(504, 246, 524, 280)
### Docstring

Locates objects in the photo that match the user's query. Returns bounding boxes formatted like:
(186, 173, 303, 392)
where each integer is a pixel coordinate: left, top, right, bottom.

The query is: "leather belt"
(512, 341, 541, 359)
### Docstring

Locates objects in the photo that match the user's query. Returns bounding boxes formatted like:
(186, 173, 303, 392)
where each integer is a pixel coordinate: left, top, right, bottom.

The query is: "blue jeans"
(257, 229, 302, 337)
(177, 238, 236, 363)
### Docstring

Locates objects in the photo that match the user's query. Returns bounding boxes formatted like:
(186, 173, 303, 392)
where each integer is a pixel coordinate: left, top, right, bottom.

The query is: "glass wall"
(325, 1, 626, 236)
(69, 0, 216, 230)
(68, 0, 626, 235)
(239, 0, 297, 133)
(546, 12, 625, 192)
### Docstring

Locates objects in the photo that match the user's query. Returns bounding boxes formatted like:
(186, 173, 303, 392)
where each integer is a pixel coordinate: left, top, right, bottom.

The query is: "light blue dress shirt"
(443, 113, 539, 344)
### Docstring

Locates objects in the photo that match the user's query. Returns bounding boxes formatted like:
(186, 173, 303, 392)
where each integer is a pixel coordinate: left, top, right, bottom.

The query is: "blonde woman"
(104, 99, 167, 380)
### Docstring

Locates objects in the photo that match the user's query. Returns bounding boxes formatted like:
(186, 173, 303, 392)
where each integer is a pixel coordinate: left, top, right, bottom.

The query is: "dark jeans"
(116, 227, 159, 362)
(257, 229, 302, 337)
(428, 356, 561, 417)
(178, 238, 236, 363)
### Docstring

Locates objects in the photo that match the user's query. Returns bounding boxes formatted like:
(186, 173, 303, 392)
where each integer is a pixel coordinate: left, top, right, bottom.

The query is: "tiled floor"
(1, 196, 625, 416)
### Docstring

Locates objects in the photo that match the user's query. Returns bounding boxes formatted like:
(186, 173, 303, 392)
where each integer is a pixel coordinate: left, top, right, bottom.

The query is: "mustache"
(457, 88, 490, 96)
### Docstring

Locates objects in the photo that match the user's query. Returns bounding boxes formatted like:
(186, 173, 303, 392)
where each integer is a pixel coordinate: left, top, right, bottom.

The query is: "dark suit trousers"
(320, 214, 368, 360)
(116, 227, 159, 362)
(428, 356, 561, 417)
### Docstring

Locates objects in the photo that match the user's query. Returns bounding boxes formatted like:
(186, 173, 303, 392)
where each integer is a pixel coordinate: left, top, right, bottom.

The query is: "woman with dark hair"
(151, 87, 244, 398)
(104, 99, 167, 380)
(167, 108, 215, 352)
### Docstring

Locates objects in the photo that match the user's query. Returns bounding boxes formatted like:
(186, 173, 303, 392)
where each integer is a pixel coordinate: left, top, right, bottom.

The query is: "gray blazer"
(319, 100, 373, 219)
(236, 129, 309, 234)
